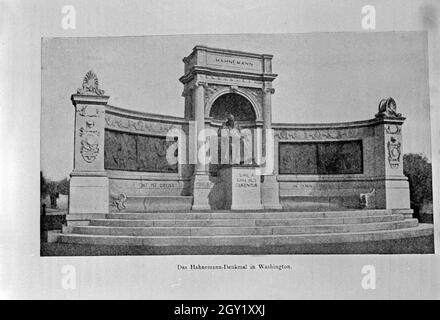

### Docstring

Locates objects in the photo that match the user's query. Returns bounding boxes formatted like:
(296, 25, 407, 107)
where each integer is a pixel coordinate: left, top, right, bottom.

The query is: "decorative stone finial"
(375, 97, 401, 118)
(77, 70, 105, 96)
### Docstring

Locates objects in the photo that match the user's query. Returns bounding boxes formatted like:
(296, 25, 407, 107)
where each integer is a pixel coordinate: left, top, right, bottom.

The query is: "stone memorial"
(66, 47, 415, 218)
(51, 44, 433, 255)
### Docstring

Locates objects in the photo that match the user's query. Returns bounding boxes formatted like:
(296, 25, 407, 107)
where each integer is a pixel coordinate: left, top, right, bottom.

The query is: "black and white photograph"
(1, 0, 440, 300)
(40, 33, 434, 256)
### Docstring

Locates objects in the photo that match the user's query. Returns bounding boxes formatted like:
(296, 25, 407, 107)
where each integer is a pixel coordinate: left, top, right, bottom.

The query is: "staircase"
(55, 209, 434, 255)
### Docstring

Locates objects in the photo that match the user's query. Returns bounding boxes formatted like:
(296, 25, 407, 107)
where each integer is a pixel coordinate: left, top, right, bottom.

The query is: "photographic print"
(40, 32, 435, 256)
(3, 0, 440, 301)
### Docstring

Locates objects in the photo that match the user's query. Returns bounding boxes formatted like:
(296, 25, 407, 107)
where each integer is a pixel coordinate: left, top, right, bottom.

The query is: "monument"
(179, 45, 282, 210)
(52, 44, 433, 255)
(66, 46, 415, 219)
(217, 113, 263, 210)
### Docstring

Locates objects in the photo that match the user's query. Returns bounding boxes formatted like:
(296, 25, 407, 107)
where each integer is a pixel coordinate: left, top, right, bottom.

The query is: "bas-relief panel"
(279, 141, 363, 175)
(104, 130, 178, 173)
(105, 113, 180, 136)
(275, 127, 374, 141)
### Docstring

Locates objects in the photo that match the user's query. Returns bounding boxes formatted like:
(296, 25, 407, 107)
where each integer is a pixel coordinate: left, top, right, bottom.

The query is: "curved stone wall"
(68, 67, 412, 223)
(273, 116, 409, 210)
(104, 105, 193, 211)
(102, 104, 410, 211)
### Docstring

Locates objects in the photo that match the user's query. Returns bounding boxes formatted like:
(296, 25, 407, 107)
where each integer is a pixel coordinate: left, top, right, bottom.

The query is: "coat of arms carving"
(387, 136, 401, 169)
(80, 133, 99, 163)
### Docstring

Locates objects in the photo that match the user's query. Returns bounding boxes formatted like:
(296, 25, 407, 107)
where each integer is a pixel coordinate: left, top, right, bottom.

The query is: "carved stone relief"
(279, 141, 363, 175)
(204, 84, 229, 106)
(275, 127, 374, 141)
(240, 87, 263, 108)
(387, 136, 401, 169)
(104, 130, 178, 173)
(376, 97, 402, 118)
(76, 70, 105, 96)
(203, 75, 262, 88)
(80, 133, 100, 163)
(76, 104, 102, 164)
(105, 114, 177, 136)
(385, 124, 401, 135)
(110, 193, 127, 211)
(77, 105, 102, 117)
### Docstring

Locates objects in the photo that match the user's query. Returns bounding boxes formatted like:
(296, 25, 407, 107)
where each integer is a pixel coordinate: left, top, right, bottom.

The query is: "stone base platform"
(42, 232, 434, 255)
(281, 196, 362, 211)
(50, 209, 434, 255)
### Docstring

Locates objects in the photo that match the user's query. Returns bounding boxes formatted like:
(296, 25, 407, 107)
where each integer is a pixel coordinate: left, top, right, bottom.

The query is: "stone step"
(90, 214, 403, 228)
(57, 224, 434, 247)
(73, 219, 418, 237)
(105, 209, 391, 220)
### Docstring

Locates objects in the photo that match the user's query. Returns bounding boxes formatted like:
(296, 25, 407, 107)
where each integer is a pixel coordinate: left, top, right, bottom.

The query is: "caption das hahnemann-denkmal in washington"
(177, 263, 293, 271)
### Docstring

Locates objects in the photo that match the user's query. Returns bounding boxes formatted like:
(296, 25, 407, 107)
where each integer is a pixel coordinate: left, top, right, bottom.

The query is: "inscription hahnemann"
(215, 57, 254, 67)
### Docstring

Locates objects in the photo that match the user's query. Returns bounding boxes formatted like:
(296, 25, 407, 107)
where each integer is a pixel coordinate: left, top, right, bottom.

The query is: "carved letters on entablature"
(105, 113, 180, 136)
(203, 75, 263, 89)
(275, 127, 375, 141)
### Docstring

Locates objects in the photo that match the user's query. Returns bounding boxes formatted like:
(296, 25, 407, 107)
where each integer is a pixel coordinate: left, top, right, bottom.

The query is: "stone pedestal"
(191, 173, 212, 210)
(261, 175, 282, 210)
(373, 108, 411, 210)
(68, 72, 110, 225)
(68, 173, 109, 224)
(218, 165, 263, 210)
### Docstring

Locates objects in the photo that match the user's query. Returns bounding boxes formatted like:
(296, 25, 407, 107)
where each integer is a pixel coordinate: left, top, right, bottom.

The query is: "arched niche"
(209, 93, 257, 122)
(205, 87, 262, 124)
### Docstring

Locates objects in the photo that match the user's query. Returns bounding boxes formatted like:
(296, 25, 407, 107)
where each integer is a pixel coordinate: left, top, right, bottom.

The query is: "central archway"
(209, 93, 257, 122)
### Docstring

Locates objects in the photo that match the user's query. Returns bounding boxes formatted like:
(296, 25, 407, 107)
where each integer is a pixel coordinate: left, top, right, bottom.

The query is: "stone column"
(191, 81, 211, 210)
(260, 86, 282, 210)
(263, 87, 274, 135)
(68, 71, 110, 225)
(194, 82, 207, 174)
(372, 98, 411, 216)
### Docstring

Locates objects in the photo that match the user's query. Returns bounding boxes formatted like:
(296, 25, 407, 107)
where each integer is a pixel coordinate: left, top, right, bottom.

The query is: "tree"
(403, 153, 433, 215)
(40, 171, 47, 200)
(40, 172, 70, 208)
(57, 177, 70, 195)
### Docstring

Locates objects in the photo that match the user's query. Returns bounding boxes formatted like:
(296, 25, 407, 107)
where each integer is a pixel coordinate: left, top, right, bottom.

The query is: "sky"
(41, 32, 432, 180)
